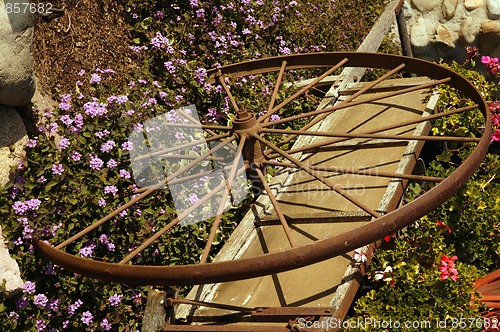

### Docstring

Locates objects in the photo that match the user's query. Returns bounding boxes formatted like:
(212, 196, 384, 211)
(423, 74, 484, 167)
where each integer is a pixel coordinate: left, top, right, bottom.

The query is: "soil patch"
(32, 0, 135, 98)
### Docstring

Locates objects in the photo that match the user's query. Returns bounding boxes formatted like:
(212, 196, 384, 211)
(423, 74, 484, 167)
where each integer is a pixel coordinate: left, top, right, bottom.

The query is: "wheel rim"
(35, 52, 492, 286)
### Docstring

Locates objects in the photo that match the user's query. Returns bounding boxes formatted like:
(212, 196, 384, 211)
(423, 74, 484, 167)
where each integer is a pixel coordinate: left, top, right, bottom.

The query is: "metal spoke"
(255, 167, 296, 247)
(253, 134, 381, 218)
(258, 58, 349, 123)
(154, 122, 231, 130)
(55, 136, 237, 250)
(158, 154, 226, 161)
(261, 77, 451, 128)
(218, 70, 241, 114)
(131, 132, 231, 162)
(262, 128, 481, 142)
(200, 135, 247, 264)
(125, 165, 234, 197)
(262, 60, 287, 125)
(275, 64, 406, 146)
(120, 165, 248, 264)
(262, 160, 443, 182)
(176, 107, 237, 153)
(266, 103, 479, 158)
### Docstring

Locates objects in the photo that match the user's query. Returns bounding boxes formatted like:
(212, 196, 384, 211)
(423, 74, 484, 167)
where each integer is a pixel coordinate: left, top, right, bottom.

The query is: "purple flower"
(100, 140, 116, 153)
(95, 129, 110, 139)
(34, 294, 49, 308)
(8, 311, 19, 321)
(15, 296, 28, 309)
(196, 8, 205, 18)
(187, 193, 199, 204)
(104, 185, 118, 195)
(98, 198, 106, 207)
(119, 169, 131, 179)
(83, 99, 107, 117)
(194, 68, 207, 85)
(13, 201, 28, 215)
(132, 293, 142, 305)
(270, 114, 280, 122)
(59, 94, 72, 111)
(90, 73, 101, 84)
(99, 234, 109, 244)
(67, 300, 83, 316)
(164, 61, 176, 74)
(121, 141, 133, 151)
(22, 281, 36, 294)
(190, 0, 199, 7)
(38, 175, 47, 183)
(101, 318, 112, 331)
(58, 137, 70, 149)
(108, 293, 124, 307)
(107, 159, 118, 168)
(89, 155, 104, 170)
(52, 163, 64, 175)
(78, 69, 85, 76)
(48, 122, 59, 133)
(36, 319, 47, 331)
(70, 151, 82, 162)
(42, 264, 55, 275)
(27, 198, 41, 210)
(81, 311, 93, 325)
(155, 11, 164, 19)
(79, 244, 94, 257)
(26, 138, 38, 148)
(49, 298, 59, 312)
(151, 32, 171, 49)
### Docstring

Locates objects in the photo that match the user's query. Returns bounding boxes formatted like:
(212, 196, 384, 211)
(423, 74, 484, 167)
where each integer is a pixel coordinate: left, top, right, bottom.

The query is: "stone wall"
(405, 0, 500, 63)
(0, 3, 34, 297)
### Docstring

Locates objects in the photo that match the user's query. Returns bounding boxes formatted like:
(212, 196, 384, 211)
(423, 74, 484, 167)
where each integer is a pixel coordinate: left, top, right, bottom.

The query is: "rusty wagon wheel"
(35, 52, 492, 286)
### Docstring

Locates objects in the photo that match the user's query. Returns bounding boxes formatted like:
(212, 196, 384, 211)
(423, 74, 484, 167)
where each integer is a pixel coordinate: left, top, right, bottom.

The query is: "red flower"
(436, 220, 452, 233)
(439, 254, 458, 281)
(383, 235, 391, 242)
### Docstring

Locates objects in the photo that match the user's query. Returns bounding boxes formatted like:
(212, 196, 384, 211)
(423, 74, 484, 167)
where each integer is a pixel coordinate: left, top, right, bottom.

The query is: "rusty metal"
(275, 63, 406, 147)
(262, 128, 481, 142)
(200, 136, 247, 264)
(168, 298, 335, 317)
(266, 103, 479, 159)
(255, 167, 296, 247)
(36, 52, 491, 287)
(162, 325, 294, 331)
(262, 160, 444, 182)
(262, 77, 451, 128)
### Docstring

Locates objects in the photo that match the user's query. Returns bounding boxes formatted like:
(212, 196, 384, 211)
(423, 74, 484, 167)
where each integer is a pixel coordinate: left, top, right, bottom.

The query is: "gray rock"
(0, 226, 24, 298)
(411, 17, 432, 49)
(0, 106, 27, 188)
(0, 5, 35, 106)
(465, 0, 485, 11)
(442, 0, 458, 19)
(479, 21, 500, 54)
(412, 0, 442, 13)
(460, 17, 478, 44)
(486, 0, 500, 19)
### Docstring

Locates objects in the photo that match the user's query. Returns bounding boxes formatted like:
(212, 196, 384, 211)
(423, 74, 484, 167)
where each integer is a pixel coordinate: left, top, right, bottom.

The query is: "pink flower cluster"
(439, 254, 458, 281)
(482, 56, 500, 75)
(490, 101, 500, 142)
